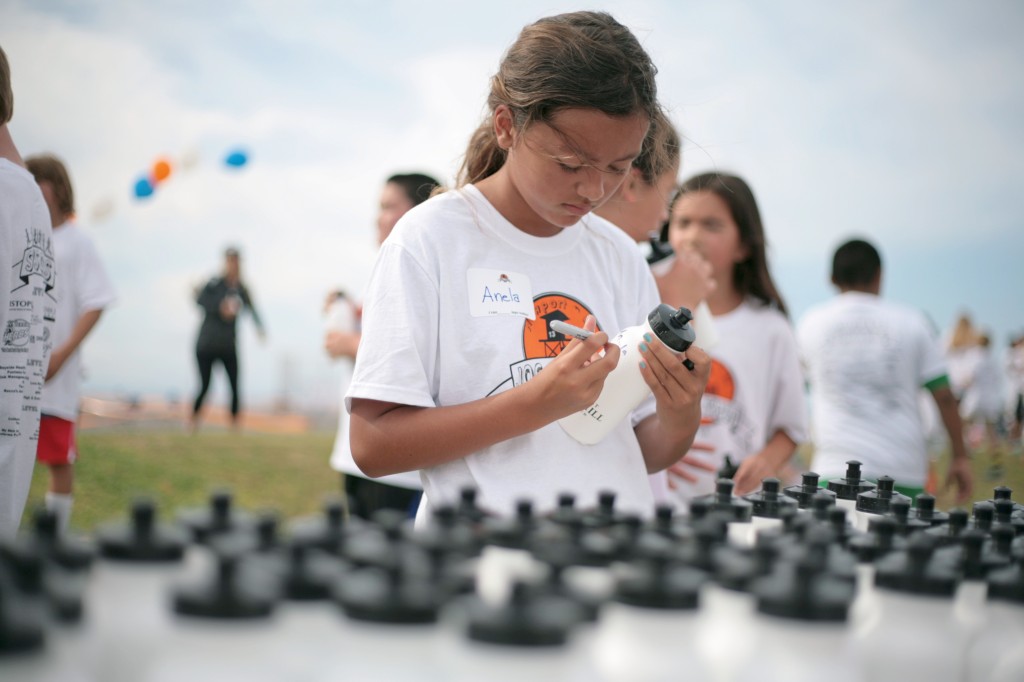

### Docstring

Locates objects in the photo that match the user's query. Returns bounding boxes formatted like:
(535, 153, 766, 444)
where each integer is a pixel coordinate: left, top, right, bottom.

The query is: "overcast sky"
(3, 0, 1022, 412)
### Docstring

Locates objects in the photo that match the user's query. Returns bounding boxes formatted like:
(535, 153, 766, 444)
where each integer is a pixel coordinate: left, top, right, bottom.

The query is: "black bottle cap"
(615, 551, 705, 610)
(744, 478, 799, 519)
(783, 472, 837, 509)
(692, 479, 753, 522)
(972, 501, 996, 533)
(288, 497, 363, 556)
(96, 497, 188, 562)
(457, 487, 490, 525)
(874, 533, 957, 597)
(30, 506, 94, 571)
(0, 580, 45, 655)
(989, 486, 1024, 514)
(547, 492, 584, 527)
(483, 499, 537, 550)
(810, 491, 838, 522)
(987, 560, 1024, 604)
(856, 476, 911, 515)
(909, 494, 949, 526)
(173, 542, 276, 619)
(531, 517, 618, 568)
(849, 516, 906, 563)
(345, 509, 416, 570)
(926, 508, 970, 547)
(717, 455, 739, 480)
(176, 489, 254, 544)
(647, 304, 696, 353)
(826, 460, 877, 500)
(412, 504, 482, 560)
(280, 540, 345, 601)
(466, 582, 578, 647)
(525, 551, 603, 623)
(891, 499, 931, 536)
(754, 549, 853, 622)
(679, 520, 728, 574)
(336, 561, 441, 624)
(580, 490, 625, 530)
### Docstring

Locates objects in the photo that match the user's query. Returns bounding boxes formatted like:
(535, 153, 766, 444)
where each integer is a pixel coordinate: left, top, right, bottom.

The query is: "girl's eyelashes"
(558, 162, 583, 173)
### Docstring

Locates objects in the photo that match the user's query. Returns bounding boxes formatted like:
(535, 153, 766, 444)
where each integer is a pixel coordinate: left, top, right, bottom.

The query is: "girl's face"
(376, 181, 416, 245)
(498, 106, 649, 237)
(667, 190, 748, 285)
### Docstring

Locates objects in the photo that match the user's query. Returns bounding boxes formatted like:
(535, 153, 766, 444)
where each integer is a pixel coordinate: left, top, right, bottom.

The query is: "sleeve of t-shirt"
(76, 233, 117, 312)
(346, 241, 440, 412)
(915, 311, 949, 386)
(767, 316, 810, 445)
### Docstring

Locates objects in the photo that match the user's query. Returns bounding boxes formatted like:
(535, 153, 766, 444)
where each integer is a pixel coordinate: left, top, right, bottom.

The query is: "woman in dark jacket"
(191, 246, 264, 432)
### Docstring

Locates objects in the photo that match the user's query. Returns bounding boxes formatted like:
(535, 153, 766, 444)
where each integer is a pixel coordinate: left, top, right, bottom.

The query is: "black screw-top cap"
(717, 455, 739, 480)
(288, 497, 363, 556)
(811, 491, 838, 521)
(530, 517, 618, 569)
(989, 486, 1024, 514)
(336, 560, 441, 624)
(458, 487, 490, 525)
(827, 460, 878, 500)
(96, 497, 188, 562)
(692, 479, 754, 522)
(547, 493, 584, 527)
(280, 540, 345, 601)
(992, 500, 1024, 537)
(926, 508, 970, 547)
(466, 581, 579, 647)
(525, 550, 603, 623)
(412, 504, 482, 561)
(987, 560, 1024, 605)
(891, 499, 931, 536)
(753, 549, 853, 622)
(972, 501, 996, 533)
(30, 506, 94, 571)
(909, 494, 949, 527)
(0, 580, 45, 655)
(346, 509, 419, 571)
(176, 489, 254, 544)
(647, 304, 696, 353)
(173, 542, 276, 619)
(874, 533, 957, 597)
(744, 478, 799, 519)
(825, 507, 858, 547)
(615, 551, 705, 610)
(856, 476, 910, 515)
(849, 516, 906, 563)
(483, 499, 536, 550)
(688, 498, 710, 522)
(783, 472, 837, 509)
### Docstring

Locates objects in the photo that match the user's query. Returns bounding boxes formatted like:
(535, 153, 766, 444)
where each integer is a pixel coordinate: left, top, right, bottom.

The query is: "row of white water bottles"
(1, 461, 1022, 682)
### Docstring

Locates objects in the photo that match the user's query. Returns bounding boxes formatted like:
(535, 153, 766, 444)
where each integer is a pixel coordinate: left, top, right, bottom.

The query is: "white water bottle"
(558, 304, 696, 445)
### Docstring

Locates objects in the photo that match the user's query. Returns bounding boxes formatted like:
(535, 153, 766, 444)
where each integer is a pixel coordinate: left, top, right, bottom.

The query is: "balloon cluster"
(131, 147, 249, 200)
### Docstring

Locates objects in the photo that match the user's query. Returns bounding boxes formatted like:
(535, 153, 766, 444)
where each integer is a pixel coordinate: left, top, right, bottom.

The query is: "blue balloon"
(224, 150, 248, 168)
(134, 177, 154, 199)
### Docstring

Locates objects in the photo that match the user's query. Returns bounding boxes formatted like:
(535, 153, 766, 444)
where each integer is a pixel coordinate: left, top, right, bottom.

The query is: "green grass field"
(20, 427, 1024, 535)
(22, 428, 341, 534)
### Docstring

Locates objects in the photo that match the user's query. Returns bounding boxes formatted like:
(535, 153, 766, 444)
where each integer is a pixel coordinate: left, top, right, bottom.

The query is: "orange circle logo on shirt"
(705, 358, 735, 400)
(522, 293, 598, 359)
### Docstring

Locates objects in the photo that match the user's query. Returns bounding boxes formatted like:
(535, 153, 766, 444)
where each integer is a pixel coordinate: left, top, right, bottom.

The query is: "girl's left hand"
(637, 335, 710, 443)
(732, 452, 777, 496)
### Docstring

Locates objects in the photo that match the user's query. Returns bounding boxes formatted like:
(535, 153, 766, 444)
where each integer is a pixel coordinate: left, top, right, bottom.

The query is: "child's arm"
(632, 337, 711, 473)
(46, 308, 103, 381)
(350, 329, 618, 477)
(732, 430, 798, 496)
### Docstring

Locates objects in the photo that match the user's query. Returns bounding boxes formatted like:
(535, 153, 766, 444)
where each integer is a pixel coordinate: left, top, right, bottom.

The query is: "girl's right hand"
(526, 315, 619, 419)
(655, 249, 716, 311)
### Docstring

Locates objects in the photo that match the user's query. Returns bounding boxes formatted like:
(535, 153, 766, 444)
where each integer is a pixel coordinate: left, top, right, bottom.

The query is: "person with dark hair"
(25, 153, 116, 534)
(797, 237, 973, 503)
(347, 11, 710, 524)
(656, 171, 808, 503)
(325, 172, 440, 520)
(0, 45, 56, 537)
(190, 246, 265, 433)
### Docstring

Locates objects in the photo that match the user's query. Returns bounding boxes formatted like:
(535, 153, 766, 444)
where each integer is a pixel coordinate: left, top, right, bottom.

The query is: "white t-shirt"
(665, 298, 808, 505)
(797, 292, 948, 487)
(960, 348, 1003, 422)
(327, 295, 421, 490)
(0, 159, 55, 537)
(346, 185, 661, 520)
(42, 221, 117, 421)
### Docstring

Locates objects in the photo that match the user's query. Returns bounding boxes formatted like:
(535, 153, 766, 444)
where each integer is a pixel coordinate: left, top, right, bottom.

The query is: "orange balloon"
(152, 158, 172, 183)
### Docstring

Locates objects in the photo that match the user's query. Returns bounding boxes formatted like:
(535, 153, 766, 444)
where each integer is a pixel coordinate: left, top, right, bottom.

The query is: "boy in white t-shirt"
(0, 46, 56, 538)
(797, 238, 972, 503)
(26, 154, 116, 534)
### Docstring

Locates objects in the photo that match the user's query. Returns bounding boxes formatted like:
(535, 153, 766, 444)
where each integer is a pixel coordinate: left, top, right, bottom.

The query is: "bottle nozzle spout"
(670, 307, 693, 328)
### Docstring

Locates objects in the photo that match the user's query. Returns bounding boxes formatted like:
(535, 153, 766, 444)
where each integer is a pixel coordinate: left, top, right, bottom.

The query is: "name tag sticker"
(467, 268, 535, 319)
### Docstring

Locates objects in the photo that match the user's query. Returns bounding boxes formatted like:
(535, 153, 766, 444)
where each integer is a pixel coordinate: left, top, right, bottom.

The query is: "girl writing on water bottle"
(346, 11, 710, 524)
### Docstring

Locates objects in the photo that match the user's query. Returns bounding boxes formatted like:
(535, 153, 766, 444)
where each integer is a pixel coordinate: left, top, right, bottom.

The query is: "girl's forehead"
(537, 108, 648, 161)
